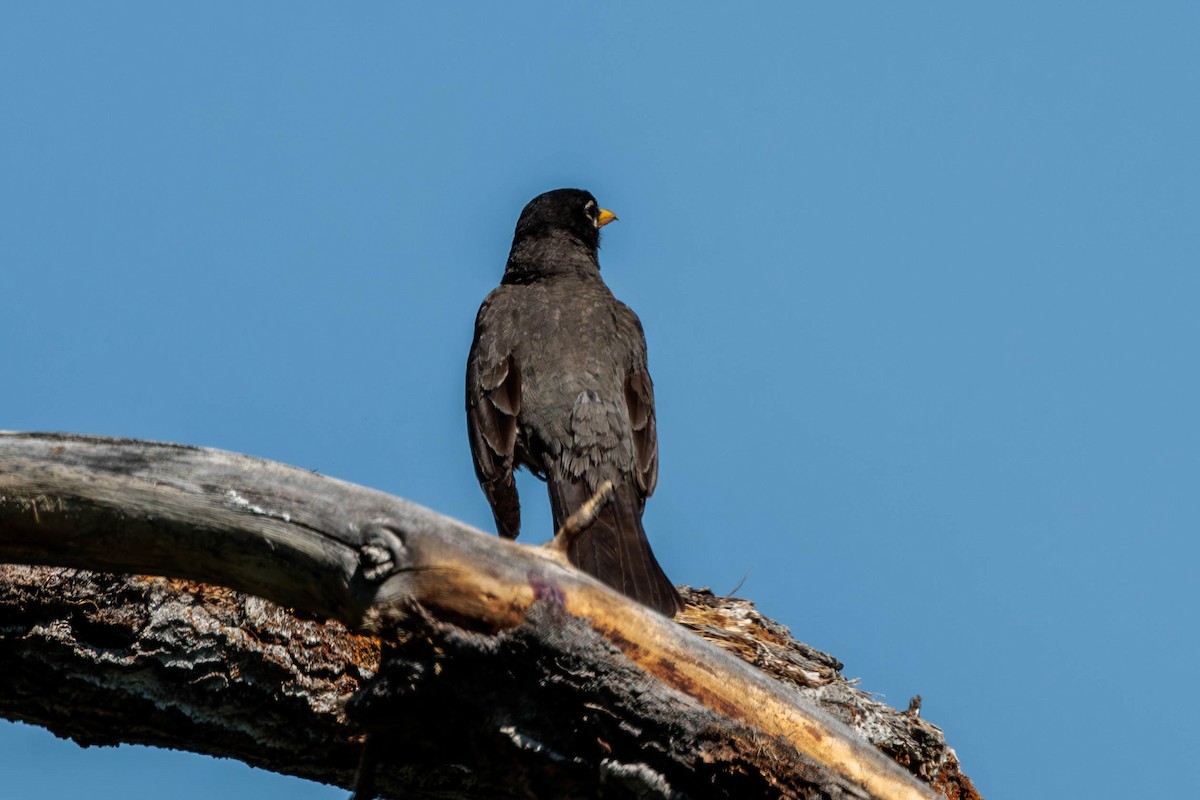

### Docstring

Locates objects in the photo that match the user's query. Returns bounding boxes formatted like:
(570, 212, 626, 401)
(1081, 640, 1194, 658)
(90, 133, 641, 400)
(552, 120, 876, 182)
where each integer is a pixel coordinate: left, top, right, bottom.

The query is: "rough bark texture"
(0, 432, 980, 799)
(0, 565, 979, 800)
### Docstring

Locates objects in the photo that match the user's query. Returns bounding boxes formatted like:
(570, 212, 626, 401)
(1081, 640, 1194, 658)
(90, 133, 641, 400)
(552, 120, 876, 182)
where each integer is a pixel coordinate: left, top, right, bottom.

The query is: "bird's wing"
(616, 303, 659, 500)
(466, 293, 522, 538)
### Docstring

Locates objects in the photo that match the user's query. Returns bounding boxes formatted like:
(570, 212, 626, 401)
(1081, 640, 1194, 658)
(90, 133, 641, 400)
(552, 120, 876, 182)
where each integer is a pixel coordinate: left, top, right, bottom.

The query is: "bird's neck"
(503, 234, 602, 284)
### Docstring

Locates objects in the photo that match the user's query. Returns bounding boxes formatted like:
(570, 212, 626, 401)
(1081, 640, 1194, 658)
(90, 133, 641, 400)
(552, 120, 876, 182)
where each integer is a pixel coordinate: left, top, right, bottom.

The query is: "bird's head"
(511, 188, 618, 256)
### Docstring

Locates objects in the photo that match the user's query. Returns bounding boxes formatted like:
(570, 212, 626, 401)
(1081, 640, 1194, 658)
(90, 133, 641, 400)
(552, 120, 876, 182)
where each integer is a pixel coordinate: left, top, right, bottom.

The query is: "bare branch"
(0, 432, 954, 800)
(546, 479, 615, 557)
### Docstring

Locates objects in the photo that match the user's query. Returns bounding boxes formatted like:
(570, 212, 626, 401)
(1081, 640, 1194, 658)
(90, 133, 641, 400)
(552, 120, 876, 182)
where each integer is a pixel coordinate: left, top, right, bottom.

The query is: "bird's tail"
(549, 476, 683, 617)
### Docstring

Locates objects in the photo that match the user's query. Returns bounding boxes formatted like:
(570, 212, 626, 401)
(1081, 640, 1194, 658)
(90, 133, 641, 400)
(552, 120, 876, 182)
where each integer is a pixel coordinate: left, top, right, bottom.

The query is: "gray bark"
(0, 432, 978, 800)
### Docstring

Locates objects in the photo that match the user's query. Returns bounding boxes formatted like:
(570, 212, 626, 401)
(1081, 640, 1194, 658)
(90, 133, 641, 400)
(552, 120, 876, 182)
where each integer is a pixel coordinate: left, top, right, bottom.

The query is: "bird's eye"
(584, 200, 597, 219)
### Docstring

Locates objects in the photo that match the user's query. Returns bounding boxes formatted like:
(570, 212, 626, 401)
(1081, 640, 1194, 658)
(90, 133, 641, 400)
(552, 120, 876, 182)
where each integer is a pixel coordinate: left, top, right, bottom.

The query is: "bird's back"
(477, 276, 641, 484)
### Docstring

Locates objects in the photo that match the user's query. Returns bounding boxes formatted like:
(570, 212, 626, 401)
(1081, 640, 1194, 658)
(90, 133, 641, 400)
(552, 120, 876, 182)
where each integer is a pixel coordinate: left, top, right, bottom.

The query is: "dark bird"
(466, 188, 683, 616)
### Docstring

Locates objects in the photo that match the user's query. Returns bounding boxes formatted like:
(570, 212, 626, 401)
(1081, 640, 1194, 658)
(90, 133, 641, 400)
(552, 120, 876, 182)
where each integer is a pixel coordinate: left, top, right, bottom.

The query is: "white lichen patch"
(224, 489, 291, 523)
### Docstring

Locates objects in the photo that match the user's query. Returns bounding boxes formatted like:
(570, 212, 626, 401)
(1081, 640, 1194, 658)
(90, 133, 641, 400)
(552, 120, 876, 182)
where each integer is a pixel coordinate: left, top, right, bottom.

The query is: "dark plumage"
(466, 188, 683, 616)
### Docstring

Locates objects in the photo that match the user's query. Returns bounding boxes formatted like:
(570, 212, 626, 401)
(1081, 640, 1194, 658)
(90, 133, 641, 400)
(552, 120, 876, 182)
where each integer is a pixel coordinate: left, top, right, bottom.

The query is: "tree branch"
(0, 432, 977, 799)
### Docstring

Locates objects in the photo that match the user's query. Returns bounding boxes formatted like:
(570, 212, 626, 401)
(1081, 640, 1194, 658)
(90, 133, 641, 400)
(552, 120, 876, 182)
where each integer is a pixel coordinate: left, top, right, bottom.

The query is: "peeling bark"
(0, 432, 979, 799)
(0, 567, 977, 799)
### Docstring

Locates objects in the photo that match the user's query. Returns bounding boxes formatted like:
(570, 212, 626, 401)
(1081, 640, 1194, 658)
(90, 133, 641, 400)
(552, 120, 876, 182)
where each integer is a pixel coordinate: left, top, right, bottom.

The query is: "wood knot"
(358, 524, 406, 583)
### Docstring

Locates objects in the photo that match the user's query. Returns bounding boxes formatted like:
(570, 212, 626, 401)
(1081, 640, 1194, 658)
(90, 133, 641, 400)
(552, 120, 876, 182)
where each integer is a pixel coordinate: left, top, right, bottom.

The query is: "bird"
(466, 188, 683, 616)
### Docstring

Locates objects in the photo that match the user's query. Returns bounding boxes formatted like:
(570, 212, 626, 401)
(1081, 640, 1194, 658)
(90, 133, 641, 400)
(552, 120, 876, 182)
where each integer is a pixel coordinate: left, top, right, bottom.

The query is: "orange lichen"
(931, 754, 983, 800)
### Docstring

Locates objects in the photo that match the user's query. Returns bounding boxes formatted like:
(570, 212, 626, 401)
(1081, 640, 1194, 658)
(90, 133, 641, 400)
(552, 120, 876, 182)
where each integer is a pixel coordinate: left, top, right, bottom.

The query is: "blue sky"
(3, 4, 1198, 798)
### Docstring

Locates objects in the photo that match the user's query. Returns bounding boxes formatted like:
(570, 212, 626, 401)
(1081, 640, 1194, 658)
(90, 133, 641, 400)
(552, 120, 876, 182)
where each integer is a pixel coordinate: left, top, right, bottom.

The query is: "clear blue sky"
(3, 4, 1197, 798)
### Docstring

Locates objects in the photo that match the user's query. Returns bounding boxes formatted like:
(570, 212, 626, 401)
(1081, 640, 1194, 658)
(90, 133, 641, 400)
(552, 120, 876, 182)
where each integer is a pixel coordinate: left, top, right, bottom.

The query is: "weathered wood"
(0, 568, 978, 799)
(0, 566, 375, 784)
(0, 431, 950, 799)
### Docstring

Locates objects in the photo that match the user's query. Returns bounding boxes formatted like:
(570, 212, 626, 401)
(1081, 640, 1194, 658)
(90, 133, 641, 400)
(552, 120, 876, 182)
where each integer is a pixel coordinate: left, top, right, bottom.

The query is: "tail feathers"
(550, 478, 683, 617)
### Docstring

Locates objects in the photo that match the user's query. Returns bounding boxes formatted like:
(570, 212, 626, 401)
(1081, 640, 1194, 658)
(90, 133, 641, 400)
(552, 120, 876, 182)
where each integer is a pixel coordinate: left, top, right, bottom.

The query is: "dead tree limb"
(0, 432, 977, 799)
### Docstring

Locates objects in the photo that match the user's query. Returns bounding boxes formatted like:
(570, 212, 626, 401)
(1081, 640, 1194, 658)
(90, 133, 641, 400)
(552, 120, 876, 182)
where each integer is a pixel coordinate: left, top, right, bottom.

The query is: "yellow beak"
(597, 208, 618, 228)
